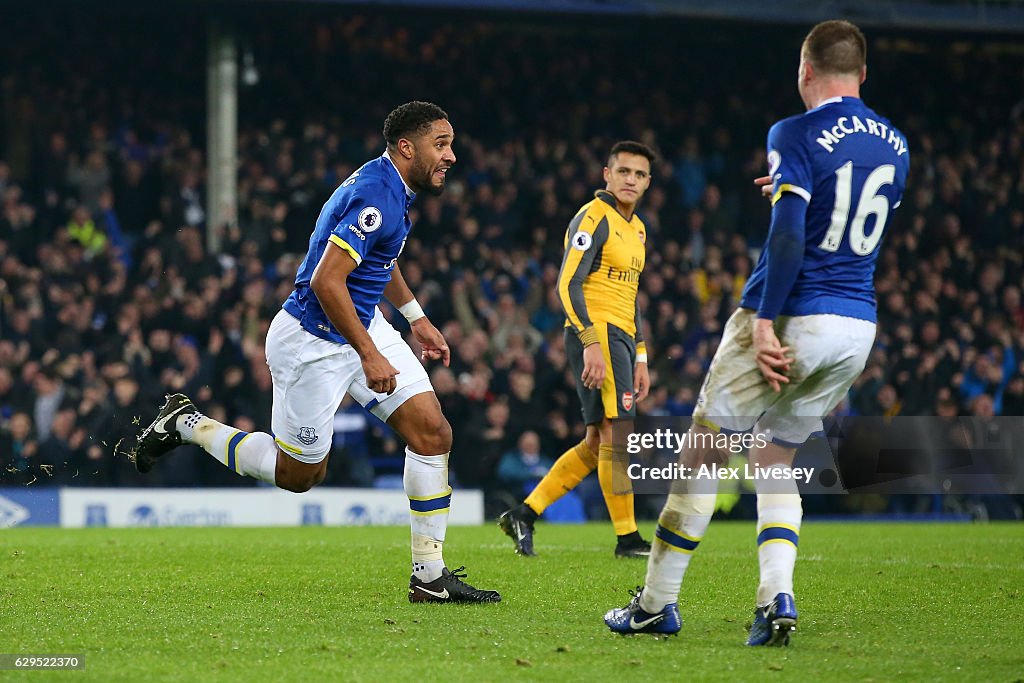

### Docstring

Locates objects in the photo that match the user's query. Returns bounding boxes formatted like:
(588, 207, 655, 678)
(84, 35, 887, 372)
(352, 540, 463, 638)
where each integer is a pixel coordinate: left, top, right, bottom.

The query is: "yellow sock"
(598, 443, 637, 536)
(524, 440, 597, 515)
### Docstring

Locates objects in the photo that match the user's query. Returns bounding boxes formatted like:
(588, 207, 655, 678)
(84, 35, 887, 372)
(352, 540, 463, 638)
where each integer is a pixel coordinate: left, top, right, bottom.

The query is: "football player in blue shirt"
(135, 101, 500, 604)
(605, 20, 908, 643)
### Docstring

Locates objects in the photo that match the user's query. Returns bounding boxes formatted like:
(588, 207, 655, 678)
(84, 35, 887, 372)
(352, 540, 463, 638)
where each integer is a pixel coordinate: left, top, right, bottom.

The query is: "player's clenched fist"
(362, 352, 400, 395)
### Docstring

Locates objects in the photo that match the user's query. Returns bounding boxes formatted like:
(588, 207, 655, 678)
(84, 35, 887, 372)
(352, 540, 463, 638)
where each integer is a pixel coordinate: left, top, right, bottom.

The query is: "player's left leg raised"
(135, 393, 279, 485)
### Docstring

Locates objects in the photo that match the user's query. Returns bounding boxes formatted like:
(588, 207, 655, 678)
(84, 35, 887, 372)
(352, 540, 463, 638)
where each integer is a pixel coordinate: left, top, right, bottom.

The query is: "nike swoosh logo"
(153, 413, 176, 435)
(416, 586, 449, 599)
(629, 613, 664, 629)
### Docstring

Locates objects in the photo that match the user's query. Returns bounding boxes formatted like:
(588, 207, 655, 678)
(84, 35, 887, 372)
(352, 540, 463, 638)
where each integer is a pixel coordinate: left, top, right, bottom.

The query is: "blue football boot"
(604, 588, 681, 635)
(747, 592, 797, 646)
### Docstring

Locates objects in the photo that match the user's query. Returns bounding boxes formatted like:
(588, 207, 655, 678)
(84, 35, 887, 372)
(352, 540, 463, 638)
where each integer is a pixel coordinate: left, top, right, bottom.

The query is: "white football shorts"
(265, 307, 432, 463)
(693, 308, 876, 446)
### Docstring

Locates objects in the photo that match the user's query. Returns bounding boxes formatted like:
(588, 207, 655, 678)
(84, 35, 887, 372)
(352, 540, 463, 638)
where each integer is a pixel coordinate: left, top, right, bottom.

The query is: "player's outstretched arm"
(384, 264, 450, 366)
(312, 242, 400, 394)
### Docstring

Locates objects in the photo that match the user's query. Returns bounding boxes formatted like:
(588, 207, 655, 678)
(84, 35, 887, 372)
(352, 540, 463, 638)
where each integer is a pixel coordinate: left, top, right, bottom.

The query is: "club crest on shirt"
(622, 391, 634, 411)
(297, 427, 318, 445)
(358, 206, 383, 233)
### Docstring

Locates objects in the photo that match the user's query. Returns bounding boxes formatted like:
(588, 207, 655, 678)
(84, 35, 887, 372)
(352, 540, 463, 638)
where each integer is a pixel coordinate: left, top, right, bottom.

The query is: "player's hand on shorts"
(633, 360, 650, 403)
(362, 352, 400, 395)
(754, 175, 774, 200)
(410, 317, 450, 367)
(581, 343, 606, 390)
(752, 318, 792, 393)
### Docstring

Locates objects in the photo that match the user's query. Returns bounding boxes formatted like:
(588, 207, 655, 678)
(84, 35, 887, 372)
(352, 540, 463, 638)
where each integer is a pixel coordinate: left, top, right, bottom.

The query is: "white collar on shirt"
(809, 96, 845, 112)
(382, 149, 415, 198)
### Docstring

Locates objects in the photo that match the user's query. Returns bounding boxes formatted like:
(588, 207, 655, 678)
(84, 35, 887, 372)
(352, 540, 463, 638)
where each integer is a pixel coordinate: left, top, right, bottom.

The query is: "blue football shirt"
(740, 96, 910, 322)
(282, 153, 414, 344)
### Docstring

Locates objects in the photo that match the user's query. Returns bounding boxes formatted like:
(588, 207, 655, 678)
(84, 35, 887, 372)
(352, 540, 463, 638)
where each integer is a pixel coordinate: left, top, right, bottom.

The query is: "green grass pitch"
(2, 521, 1022, 682)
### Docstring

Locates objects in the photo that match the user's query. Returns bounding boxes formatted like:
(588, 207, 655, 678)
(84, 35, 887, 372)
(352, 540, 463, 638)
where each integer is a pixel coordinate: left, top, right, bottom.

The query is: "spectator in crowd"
(32, 367, 66, 443)
(3, 412, 39, 484)
(497, 431, 553, 490)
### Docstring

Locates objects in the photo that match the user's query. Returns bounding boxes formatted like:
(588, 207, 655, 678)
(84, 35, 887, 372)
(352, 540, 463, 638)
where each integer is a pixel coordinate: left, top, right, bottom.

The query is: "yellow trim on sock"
(759, 538, 798, 548)
(223, 430, 235, 466)
(757, 522, 800, 535)
(407, 486, 453, 502)
(661, 527, 702, 544)
(655, 537, 695, 554)
(410, 508, 451, 517)
(231, 432, 254, 473)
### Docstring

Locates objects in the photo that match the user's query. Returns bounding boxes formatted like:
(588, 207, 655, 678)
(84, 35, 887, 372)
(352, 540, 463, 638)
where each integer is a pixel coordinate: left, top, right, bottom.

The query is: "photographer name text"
(627, 462, 815, 484)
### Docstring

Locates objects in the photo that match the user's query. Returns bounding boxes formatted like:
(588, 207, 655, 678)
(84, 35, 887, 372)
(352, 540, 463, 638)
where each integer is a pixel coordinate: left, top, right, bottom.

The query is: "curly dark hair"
(608, 140, 657, 167)
(383, 101, 449, 147)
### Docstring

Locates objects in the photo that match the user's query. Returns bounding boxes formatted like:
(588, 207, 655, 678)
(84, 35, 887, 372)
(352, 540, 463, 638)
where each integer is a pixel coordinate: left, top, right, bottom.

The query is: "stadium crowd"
(1, 12, 1022, 516)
